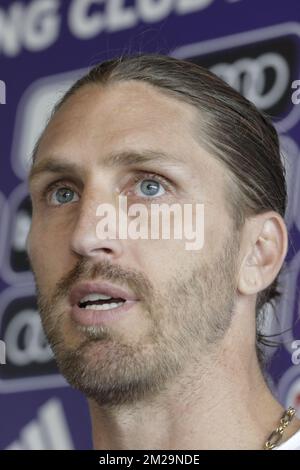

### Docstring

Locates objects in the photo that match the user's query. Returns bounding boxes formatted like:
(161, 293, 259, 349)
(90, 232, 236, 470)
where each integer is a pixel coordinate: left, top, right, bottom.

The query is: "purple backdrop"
(0, 0, 300, 450)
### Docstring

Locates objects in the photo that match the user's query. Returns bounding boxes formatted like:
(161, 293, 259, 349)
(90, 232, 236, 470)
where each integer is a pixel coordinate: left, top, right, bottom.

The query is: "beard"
(32, 234, 239, 409)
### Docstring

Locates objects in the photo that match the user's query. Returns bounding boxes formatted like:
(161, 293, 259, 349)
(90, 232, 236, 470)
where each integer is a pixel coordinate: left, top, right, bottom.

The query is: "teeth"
(84, 302, 124, 310)
(80, 293, 112, 303)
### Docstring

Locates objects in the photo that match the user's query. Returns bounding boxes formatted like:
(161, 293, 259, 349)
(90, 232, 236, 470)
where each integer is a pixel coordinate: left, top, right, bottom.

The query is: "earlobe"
(237, 213, 288, 297)
(238, 263, 259, 295)
(237, 231, 261, 295)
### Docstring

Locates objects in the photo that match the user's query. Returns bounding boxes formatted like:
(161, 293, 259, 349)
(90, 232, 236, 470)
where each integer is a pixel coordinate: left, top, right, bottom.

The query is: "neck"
(88, 321, 297, 450)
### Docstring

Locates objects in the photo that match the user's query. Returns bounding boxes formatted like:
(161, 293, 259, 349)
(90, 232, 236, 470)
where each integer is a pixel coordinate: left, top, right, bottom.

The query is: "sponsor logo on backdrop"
(278, 368, 300, 415)
(292, 80, 300, 104)
(0, 192, 8, 275)
(286, 378, 300, 415)
(0, 183, 33, 284)
(11, 69, 85, 180)
(210, 52, 289, 111)
(0, 286, 66, 393)
(279, 135, 300, 230)
(271, 249, 300, 355)
(0, 340, 5, 364)
(173, 22, 300, 132)
(292, 341, 300, 366)
(5, 399, 74, 450)
(0, 0, 219, 58)
(0, 79, 5, 104)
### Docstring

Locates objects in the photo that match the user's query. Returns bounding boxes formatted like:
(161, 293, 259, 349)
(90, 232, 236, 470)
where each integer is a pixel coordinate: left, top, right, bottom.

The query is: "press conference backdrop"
(0, 0, 300, 450)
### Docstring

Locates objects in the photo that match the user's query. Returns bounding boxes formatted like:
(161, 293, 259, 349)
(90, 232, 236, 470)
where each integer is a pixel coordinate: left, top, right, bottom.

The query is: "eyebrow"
(28, 149, 184, 182)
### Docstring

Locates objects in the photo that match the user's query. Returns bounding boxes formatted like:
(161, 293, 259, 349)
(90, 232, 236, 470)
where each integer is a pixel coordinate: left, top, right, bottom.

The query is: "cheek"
(130, 237, 192, 284)
(28, 219, 71, 289)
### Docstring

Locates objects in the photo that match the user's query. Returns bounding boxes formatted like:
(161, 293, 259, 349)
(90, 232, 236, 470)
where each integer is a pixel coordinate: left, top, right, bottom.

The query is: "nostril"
(102, 248, 112, 254)
(71, 231, 123, 259)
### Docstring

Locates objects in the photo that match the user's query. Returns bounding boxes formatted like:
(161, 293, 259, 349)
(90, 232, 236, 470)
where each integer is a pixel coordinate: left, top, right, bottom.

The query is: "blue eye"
(136, 179, 165, 198)
(50, 187, 79, 205)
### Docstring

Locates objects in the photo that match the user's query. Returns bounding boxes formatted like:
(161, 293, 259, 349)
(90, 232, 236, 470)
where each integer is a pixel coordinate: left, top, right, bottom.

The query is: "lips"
(69, 281, 140, 326)
(69, 281, 139, 307)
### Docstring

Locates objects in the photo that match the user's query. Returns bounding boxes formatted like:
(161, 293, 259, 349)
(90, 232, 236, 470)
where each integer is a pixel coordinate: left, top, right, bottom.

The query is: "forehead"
(35, 80, 206, 167)
(30, 80, 233, 244)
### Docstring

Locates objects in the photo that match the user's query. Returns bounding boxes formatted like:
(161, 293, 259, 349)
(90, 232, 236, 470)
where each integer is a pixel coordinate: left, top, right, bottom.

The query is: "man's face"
(27, 80, 240, 407)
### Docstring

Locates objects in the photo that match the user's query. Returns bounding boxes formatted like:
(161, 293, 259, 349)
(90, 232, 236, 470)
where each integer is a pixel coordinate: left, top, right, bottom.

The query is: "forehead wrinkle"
(99, 149, 185, 168)
(28, 148, 187, 182)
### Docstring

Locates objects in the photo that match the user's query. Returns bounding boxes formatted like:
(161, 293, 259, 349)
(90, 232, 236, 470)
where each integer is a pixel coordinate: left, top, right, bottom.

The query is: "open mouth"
(78, 293, 126, 311)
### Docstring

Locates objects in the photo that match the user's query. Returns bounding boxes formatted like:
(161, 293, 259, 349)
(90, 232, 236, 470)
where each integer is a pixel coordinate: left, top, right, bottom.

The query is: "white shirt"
(275, 429, 300, 450)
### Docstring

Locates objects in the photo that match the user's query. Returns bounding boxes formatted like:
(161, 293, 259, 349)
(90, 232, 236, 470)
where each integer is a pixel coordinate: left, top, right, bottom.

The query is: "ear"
(237, 212, 288, 296)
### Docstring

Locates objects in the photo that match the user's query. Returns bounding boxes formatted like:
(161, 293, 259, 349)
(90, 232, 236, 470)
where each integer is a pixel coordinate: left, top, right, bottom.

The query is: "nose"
(70, 193, 124, 261)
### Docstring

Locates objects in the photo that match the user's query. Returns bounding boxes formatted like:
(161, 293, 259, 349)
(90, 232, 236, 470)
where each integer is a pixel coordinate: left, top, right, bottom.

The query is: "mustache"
(37, 257, 154, 305)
